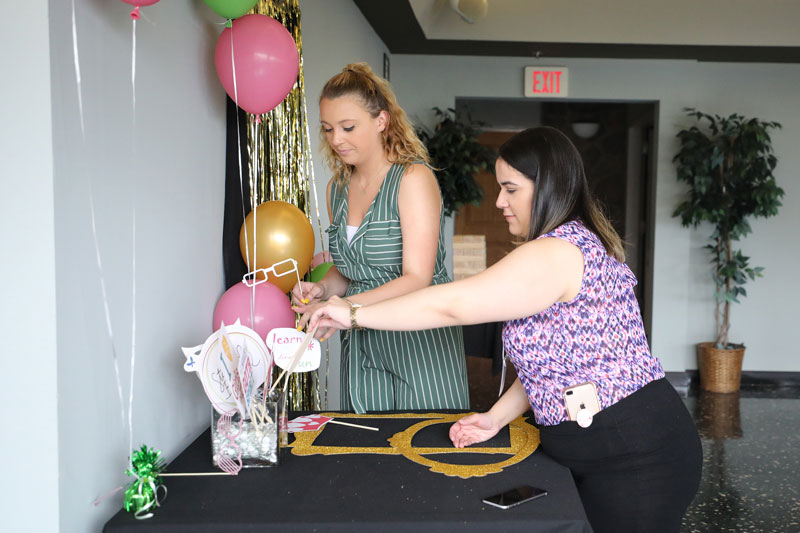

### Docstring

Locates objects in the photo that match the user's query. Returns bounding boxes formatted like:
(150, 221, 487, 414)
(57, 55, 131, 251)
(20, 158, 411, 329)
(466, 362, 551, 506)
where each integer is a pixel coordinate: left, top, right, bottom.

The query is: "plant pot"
(696, 342, 745, 393)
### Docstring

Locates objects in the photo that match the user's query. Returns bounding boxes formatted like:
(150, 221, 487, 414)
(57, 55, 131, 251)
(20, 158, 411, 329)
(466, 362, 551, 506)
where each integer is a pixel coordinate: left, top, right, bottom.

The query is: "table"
(104, 411, 591, 532)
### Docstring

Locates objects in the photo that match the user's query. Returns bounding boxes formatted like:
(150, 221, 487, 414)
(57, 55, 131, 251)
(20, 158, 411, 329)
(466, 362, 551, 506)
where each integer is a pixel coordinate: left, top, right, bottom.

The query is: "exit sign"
(524, 66, 568, 98)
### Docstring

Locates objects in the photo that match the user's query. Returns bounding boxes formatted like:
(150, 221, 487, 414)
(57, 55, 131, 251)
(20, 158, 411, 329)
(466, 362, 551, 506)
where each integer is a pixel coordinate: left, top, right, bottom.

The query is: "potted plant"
(673, 108, 784, 393)
(416, 107, 496, 217)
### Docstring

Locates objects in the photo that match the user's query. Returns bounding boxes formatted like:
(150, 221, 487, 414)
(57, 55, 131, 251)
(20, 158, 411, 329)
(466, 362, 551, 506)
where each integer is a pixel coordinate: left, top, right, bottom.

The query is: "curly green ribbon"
(124, 445, 167, 519)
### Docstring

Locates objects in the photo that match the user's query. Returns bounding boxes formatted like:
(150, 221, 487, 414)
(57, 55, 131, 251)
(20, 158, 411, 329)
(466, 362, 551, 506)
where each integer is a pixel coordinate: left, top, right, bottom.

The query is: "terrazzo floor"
(465, 357, 800, 532)
(680, 389, 800, 532)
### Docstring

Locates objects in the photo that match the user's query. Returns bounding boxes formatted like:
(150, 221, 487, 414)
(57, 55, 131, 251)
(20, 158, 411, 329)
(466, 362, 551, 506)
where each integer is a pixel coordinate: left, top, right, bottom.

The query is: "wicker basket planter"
(696, 342, 745, 393)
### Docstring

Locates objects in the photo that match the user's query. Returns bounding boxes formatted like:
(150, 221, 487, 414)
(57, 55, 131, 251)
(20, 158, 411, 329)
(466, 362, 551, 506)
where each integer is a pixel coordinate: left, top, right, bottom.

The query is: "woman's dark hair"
(498, 126, 624, 261)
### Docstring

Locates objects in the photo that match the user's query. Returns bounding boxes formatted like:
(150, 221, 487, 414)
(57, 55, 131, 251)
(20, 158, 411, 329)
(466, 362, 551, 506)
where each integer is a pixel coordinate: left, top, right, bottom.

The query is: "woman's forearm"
(488, 379, 531, 427)
(344, 272, 435, 306)
(354, 280, 466, 331)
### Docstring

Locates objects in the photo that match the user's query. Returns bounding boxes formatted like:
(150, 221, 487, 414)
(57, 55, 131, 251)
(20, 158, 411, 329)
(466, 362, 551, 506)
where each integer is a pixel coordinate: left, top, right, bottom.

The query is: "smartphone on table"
(482, 485, 548, 509)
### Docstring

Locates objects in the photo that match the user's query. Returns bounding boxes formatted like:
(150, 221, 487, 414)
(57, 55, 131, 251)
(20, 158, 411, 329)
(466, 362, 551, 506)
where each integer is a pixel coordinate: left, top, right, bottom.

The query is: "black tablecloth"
(104, 412, 590, 532)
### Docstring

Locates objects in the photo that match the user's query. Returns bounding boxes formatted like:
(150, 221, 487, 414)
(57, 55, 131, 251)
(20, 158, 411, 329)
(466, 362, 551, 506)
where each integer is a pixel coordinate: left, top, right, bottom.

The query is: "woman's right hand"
(291, 281, 325, 312)
(299, 295, 353, 340)
(449, 412, 502, 448)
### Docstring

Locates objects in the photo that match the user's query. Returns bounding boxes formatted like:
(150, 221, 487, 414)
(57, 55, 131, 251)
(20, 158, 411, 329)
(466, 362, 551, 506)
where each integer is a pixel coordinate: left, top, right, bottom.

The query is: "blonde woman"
(292, 63, 469, 413)
(304, 127, 702, 532)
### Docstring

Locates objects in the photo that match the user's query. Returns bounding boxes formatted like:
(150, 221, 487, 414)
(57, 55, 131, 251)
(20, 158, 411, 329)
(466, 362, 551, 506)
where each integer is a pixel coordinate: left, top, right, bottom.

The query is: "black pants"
(538, 378, 702, 533)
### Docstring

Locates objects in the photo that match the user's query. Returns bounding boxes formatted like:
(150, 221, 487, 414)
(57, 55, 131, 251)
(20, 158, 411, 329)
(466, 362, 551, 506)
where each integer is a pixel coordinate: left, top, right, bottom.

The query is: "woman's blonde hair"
(319, 62, 429, 183)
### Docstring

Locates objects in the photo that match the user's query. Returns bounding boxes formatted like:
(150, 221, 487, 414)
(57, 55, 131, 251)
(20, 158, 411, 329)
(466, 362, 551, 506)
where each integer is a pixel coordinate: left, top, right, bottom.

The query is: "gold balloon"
(239, 201, 314, 293)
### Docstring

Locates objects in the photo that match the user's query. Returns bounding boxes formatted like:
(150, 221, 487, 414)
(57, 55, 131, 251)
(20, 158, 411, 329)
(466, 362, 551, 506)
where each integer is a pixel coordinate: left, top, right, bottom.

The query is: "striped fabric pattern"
(326, 163, 470, 413)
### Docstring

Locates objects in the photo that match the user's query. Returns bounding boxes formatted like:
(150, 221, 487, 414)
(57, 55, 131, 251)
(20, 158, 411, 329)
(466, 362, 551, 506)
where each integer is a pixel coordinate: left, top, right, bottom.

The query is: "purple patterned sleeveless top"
(503, 220, 664, 426)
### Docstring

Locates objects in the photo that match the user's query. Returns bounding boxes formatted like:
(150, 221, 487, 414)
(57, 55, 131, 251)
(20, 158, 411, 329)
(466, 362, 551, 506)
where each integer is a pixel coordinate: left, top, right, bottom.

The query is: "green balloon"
(203, 0, 258, 20)
(310, 262, 334, 283)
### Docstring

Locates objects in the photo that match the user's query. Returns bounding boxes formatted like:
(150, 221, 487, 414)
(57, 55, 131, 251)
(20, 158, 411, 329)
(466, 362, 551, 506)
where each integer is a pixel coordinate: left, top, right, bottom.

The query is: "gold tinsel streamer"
(245, 0, 328, 411)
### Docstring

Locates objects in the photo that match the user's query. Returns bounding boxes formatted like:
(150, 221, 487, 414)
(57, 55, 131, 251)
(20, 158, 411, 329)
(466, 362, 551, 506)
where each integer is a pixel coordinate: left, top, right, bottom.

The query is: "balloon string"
(300, 88, 327, 406)
(75, 0, 139, 495)
(128, 211, 137, 472)
(301, 74, 324, 256)
(251, 117, 258, 329)
(131, 19, 137, 124)
(73, 0, 126, 430)
(71, 0, 85, 138)
(89, 195, 126, 429)
(92, 486, 123, 507)
(137, 8, 157, 26)
(231, 23, 250, 280)
(128, 12, 140, 474)
(228, 23, 257, 332)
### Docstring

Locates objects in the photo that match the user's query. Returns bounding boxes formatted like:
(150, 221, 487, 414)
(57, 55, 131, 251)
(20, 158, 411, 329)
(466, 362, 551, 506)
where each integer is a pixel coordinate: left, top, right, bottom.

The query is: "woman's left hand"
(297, 296, 353, 340)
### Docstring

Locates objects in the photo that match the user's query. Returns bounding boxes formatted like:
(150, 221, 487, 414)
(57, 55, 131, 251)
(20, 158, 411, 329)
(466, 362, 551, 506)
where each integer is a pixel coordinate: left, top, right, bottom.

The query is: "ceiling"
(352, 0, 800, 63)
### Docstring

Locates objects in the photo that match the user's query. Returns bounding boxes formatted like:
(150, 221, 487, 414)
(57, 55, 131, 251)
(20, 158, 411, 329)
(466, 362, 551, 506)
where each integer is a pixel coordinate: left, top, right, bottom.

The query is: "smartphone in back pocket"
(482, 485, 548, 510)
(563, 382, 601, 421)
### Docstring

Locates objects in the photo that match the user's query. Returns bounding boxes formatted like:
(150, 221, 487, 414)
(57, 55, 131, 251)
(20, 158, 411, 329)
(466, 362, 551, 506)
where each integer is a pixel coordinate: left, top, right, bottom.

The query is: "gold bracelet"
(344, 298, 363, 330)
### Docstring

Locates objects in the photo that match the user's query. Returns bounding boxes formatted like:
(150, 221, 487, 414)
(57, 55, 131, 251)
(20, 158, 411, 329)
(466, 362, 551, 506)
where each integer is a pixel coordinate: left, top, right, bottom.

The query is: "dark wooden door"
(454, 130, 516, 267)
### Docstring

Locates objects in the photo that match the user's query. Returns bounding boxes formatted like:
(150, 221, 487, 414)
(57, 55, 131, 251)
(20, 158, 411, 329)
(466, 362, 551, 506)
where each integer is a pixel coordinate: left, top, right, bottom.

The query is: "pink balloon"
(213, 281, 295, 341)
(120, 0, 159, 19)
(311, 251, 332, 269)
(215, 14, 299, 115)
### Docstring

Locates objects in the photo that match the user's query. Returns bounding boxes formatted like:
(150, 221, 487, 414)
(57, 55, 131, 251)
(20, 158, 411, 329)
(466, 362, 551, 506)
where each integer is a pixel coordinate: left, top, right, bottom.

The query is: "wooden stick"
(269, 368, 288, 395)
(160, 472, 234, 477)
(328, 419, 379, 431)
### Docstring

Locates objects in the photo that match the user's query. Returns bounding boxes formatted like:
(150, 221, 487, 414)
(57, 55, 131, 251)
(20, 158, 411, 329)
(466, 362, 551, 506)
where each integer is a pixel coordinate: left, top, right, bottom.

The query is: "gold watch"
(344, 298, 363, 330)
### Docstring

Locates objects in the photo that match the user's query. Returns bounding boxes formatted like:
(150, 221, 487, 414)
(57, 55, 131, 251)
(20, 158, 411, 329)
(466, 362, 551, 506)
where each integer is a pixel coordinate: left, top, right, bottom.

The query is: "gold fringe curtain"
(247, 0, 326, 411)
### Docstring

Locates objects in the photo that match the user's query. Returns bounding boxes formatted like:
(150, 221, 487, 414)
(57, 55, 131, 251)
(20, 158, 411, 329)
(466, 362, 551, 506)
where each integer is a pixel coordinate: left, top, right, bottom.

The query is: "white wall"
(0, 2, 59, 532)
(390, 54, 800, 373)
(410, 0, 800, 47)
(300, 0, 389, 408)
(48, 0, 227, 530)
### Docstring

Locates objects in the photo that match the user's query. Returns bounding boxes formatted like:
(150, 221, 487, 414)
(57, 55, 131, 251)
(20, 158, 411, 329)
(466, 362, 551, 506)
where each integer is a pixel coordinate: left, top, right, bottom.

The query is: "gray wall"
(0, 2, 59, 531)
(1, 0, 228, 530)
(50, 1, 227, 530)
(389, 55, 800, 373)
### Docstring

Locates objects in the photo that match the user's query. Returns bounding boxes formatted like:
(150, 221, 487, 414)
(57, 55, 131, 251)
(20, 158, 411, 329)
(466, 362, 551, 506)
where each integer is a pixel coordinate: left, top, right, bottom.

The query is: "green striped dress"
(326, 163, 470, 413)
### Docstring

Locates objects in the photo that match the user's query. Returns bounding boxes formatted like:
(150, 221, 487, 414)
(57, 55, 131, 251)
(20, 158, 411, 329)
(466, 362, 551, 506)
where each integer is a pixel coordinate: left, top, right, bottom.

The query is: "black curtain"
(222, 96, 254, 289)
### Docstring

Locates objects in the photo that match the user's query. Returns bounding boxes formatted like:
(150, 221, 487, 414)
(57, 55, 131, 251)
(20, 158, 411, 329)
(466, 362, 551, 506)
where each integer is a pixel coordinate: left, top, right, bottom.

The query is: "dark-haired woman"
(291, 63, 469, 413)
(303, 126, 702, 532)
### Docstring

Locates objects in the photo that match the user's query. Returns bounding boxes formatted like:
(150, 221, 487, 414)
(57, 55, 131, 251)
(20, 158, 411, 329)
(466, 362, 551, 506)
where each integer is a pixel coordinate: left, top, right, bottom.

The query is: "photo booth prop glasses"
(242, 258, 304, 292)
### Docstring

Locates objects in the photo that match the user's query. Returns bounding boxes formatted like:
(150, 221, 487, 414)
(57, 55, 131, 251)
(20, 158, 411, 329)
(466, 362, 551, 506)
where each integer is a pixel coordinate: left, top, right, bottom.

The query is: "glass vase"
(210, 389, 284, 468)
